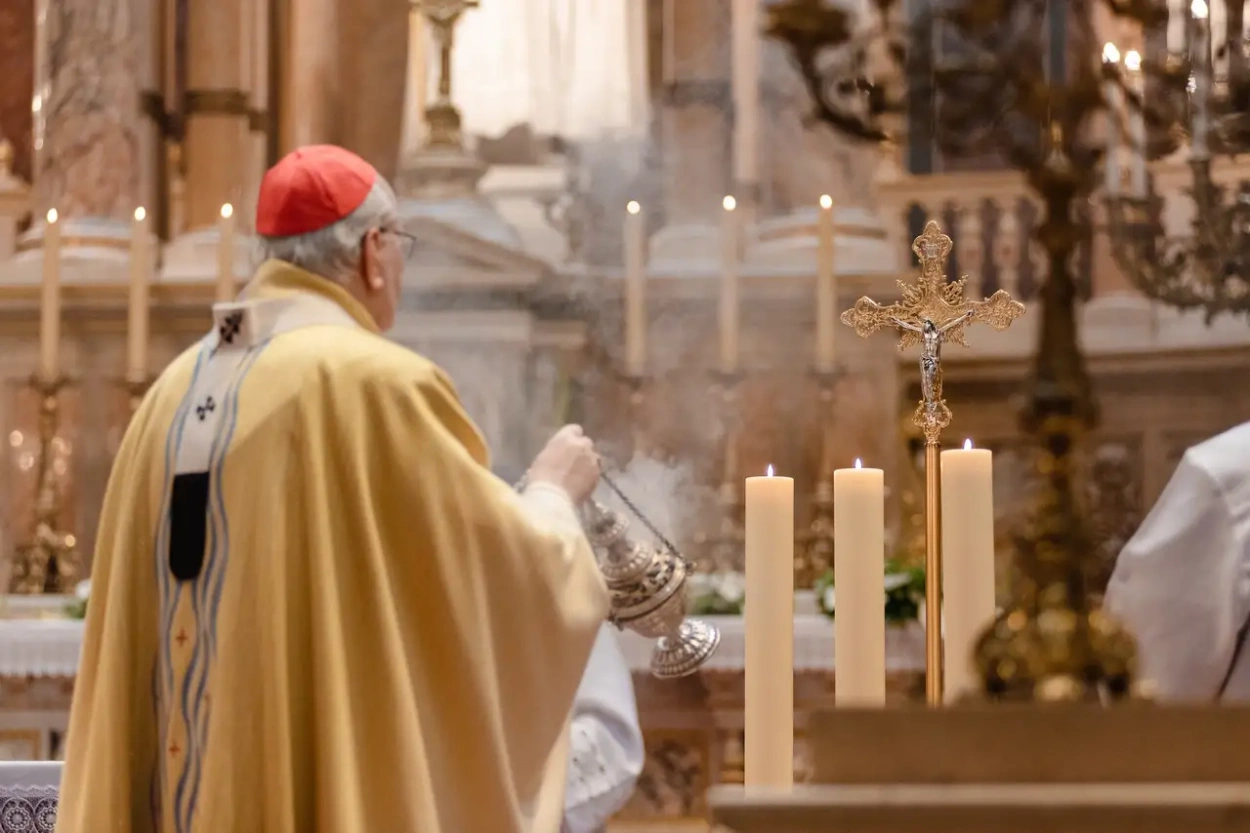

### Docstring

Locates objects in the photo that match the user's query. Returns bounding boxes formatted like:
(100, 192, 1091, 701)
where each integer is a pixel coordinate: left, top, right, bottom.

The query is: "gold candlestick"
(10, 375, 80, 595)
(123, 370, 154, 415)
(841, 222, 1024, 705)
(705, 371, 744, 573)
(798, 370, 839, 587)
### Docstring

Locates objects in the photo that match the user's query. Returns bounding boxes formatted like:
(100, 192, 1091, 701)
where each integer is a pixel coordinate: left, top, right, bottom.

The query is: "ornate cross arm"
(840, 221, 1025, 442)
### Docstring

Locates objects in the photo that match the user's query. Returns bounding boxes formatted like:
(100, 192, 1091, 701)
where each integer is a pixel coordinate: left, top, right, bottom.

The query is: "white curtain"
(447, 0, 649, 141)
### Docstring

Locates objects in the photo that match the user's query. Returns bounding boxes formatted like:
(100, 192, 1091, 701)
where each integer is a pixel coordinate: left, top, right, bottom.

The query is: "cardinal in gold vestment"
(55, 146, 610, 833)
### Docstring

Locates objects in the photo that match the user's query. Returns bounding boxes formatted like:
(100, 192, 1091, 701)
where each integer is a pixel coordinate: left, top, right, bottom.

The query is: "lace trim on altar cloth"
(0, 786, 58, 833)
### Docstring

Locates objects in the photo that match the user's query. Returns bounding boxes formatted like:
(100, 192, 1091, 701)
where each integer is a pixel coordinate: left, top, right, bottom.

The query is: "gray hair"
(256, 178, 400, 282)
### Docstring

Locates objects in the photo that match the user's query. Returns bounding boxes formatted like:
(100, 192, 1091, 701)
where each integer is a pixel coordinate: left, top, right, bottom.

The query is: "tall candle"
(1124, 50, 1147, 198)
(39, 209, 61, 381)
(1101, 43, 1122, 196)
(217, 203, 236, 302)
(815, 195, 837, 372)
(127, 207, 151, 378)
(1192, 0, 1211, 158)
(940, 439, 996, 702)
(833, 458, 885, 705)
(623, 201, 647, 376)
(720, 196, 740, 374)
(744, 465, 794, 787)
(731, 0, 760, 188)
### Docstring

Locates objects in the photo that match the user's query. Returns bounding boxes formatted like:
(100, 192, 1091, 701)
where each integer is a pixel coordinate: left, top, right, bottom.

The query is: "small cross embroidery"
(174, 629, 188, 647)
(218, 310, 244, 345)
(195, 396, 216, 421)
(168, 741, 181, 756)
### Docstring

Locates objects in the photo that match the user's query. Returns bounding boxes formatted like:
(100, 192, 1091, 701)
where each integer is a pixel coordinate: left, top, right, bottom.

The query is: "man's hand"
(528, 425, 600, 505)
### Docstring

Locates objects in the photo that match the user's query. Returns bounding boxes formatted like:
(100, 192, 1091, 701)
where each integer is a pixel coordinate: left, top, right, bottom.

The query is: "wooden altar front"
(710, 706, 1250, 833)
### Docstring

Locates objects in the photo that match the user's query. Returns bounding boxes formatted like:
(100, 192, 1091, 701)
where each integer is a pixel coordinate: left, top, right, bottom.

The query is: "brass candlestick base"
(9, 374, 81, 595)
(583, 498, 721, 678)
(123, 371, 154, 414)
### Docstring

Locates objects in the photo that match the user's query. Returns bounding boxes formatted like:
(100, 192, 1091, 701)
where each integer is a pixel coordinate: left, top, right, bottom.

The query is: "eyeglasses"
(381, 228, 418, 260)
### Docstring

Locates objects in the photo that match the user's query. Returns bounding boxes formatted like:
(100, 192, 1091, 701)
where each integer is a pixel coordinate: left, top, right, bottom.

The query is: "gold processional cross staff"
(841, 220, 1025, 705)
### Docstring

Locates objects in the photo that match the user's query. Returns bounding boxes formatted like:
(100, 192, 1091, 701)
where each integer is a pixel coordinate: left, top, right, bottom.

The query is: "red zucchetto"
(255, 144, 378, 237)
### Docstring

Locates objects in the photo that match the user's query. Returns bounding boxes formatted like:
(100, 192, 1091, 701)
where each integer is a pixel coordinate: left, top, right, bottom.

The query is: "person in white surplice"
(563, 625, 645, 832)
(1105, 421, 1250, 701)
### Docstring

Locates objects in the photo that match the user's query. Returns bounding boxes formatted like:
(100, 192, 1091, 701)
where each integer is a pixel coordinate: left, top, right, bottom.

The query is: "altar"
(0, 607, 926, 825)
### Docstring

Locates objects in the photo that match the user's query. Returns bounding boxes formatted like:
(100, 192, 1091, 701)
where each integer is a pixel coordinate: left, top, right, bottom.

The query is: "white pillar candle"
(623, 201, 647, 376)
(1101, 43, 1122, 196)
(744, 465, 794, 787)
(720, 196, 740, 374)
(815, 195, 837, 372)
(940, 439, 996, 702)
(833, 458, 886, 705)
(39, 209, 61, 382)
(127, 207, 152, 378)
(217, 203, 236, 302)
(1124, 50, 1147, 198)
(730, 0, 760, 189)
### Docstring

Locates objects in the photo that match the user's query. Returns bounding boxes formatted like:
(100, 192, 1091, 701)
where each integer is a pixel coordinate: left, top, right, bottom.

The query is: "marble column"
(283, 0, 339, 151)
(661, 0, 731, 226)
(30, 0, 149, 226)
(183, 0, 250, 231)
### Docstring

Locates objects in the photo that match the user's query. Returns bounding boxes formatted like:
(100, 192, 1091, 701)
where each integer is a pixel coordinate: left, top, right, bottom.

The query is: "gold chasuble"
(56, 260, 609, 833)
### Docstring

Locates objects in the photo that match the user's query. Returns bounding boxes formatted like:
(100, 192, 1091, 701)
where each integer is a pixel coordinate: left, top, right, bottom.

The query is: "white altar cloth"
(0, 762, 59, 833)
(0, 615, 926, 679)
(0, 621, 82, 678)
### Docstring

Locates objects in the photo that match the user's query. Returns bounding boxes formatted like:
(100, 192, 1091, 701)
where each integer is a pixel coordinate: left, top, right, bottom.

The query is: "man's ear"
(361, 228, 385, 291)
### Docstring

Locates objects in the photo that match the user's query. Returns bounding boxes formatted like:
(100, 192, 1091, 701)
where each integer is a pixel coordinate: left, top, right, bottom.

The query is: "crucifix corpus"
(841, 220, 1025, 705)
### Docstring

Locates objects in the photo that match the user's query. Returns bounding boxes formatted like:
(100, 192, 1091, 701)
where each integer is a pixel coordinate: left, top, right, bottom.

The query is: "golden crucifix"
(411, 0, 478, 149)
(841, 220, 1024, 705)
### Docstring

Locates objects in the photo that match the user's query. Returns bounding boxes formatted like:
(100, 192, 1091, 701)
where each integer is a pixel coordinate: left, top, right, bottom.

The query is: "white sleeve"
(561, 625, 645, 833)
(1105, 455, 1250, 700)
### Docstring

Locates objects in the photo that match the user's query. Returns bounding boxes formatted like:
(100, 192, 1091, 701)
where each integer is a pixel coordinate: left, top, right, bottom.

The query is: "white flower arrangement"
(689, 570, 746, 615)
(814, 558, 926, 624)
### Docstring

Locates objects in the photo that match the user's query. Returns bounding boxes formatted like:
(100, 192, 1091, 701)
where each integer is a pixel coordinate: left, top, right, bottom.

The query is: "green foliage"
(814, 557, 926, 624)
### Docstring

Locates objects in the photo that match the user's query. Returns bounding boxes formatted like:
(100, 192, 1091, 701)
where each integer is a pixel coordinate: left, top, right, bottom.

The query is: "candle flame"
(1192, 0, 1208, 19)
(819, 194, 833, 209)
(1124, 50, 1142, 72)
(1102, 42, 1121, 64)
(722, 195, 737, 211)
(964, 438, 973, 450)
(854, 458, 862, 469)
(626, 200, 641, 215)
(766, 464, 774, 477)
(46, 208, 58, 224)
(134, 207, 146, 222)
(220, 203, 234, 219)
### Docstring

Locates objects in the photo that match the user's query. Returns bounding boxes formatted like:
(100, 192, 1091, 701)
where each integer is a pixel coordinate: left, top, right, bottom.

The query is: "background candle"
(833, 458, 885, 705)
(815, 195, 837, 373)
(217, 203, 236, 302)
(127, 207, 151, 378)
(39, 209, 61, 381)
(720, 195, 740, 374)
(623, 200, 647, 376)
(940, 439, 996, 701)
(744, 465, 794, 787)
